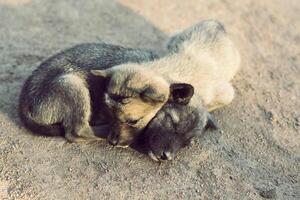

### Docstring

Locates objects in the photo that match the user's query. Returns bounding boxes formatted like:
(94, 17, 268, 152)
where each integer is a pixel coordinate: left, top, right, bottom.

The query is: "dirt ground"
(0, 0, 299, 199)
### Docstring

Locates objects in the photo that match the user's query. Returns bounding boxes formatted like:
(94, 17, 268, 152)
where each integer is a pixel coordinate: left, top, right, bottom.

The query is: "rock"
(257, 188, 276, 199)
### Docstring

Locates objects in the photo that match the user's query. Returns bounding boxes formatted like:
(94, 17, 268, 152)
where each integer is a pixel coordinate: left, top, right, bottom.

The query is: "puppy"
(19, 43, 160, 142)
(92, 20, 240, 146)
(142, 101, 217, 161)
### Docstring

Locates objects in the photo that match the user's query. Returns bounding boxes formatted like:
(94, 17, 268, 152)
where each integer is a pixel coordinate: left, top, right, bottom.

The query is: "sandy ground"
(0, 0, 299, 199)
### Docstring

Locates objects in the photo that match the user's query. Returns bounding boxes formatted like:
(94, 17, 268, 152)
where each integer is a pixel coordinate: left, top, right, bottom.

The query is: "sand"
(0, 0, 299, 199)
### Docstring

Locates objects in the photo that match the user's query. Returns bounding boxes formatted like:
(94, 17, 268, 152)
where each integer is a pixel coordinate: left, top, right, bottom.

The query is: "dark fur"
(140, 102, 217, 161)
(19, 43, 159, 142)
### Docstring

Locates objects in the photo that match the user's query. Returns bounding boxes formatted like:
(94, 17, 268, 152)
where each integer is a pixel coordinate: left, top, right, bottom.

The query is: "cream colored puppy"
(164, 20, 240, 111)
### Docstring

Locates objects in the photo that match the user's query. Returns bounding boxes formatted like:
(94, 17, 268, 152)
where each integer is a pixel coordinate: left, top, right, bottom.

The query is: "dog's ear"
(205, 113, 218, 130)
(184, 112, 218, 141)
(90, 69, 110, 78)
(140, 86, 166, 103)
(169, 83, 194, 105)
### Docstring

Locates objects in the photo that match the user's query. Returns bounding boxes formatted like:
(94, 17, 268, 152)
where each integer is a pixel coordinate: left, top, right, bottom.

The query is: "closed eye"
(109, 94, 126, 102)
(108, 94, 132, 104)
(120, 98, 131, 104)
(125, 118, 141, 126)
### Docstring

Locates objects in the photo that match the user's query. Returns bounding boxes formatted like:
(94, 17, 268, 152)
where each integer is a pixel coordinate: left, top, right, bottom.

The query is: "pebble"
(258, 188, 276, 199)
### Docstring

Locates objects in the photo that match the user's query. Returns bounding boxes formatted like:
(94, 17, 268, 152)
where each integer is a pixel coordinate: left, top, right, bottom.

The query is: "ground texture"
(0, 0, 299, 199)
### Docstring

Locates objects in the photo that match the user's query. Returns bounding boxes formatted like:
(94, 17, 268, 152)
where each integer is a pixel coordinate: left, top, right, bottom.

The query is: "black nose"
(160, 152, 168, 160)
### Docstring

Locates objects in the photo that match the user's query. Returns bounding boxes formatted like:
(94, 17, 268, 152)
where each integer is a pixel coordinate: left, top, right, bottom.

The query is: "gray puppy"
(19, 43, 158, 142)
(141, 99, 217, 161)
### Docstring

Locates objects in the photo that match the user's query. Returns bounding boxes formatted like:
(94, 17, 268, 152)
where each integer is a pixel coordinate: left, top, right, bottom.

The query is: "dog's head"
(142, 103, 217, 161)
(91, 65, 194, 147)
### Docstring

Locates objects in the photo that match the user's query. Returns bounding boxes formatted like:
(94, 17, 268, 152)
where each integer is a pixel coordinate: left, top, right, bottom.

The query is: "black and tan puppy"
(140, 97, 217, 161)
(19, 43, 160, 142)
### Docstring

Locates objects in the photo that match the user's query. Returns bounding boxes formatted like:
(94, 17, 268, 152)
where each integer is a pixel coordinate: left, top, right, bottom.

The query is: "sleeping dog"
(137, 96, 217, 161)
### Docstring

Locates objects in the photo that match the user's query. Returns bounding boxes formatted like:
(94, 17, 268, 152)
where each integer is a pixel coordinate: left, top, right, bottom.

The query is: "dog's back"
(132, 20, 241, 110)
(167, 20, 240, 81)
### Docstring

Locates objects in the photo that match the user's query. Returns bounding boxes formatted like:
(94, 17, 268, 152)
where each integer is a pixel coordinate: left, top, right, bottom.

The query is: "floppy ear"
(140, 86, 166, 103)
(169, 83, 194, 105)
(205, 113, 218, 130)
(90, 69, 110, 78)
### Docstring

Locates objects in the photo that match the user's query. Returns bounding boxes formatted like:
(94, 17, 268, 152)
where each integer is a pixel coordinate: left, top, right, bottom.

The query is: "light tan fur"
(119, 21, 240, 111)
(92, 66, 171, 146)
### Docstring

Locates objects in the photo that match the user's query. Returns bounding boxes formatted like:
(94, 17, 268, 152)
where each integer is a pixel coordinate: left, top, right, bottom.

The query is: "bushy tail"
(19, 98, 64, 137)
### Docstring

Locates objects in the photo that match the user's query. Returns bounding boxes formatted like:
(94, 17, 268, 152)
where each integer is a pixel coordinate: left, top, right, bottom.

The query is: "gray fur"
(142, 102, 217, 161)
(19, 43, 159, 142)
